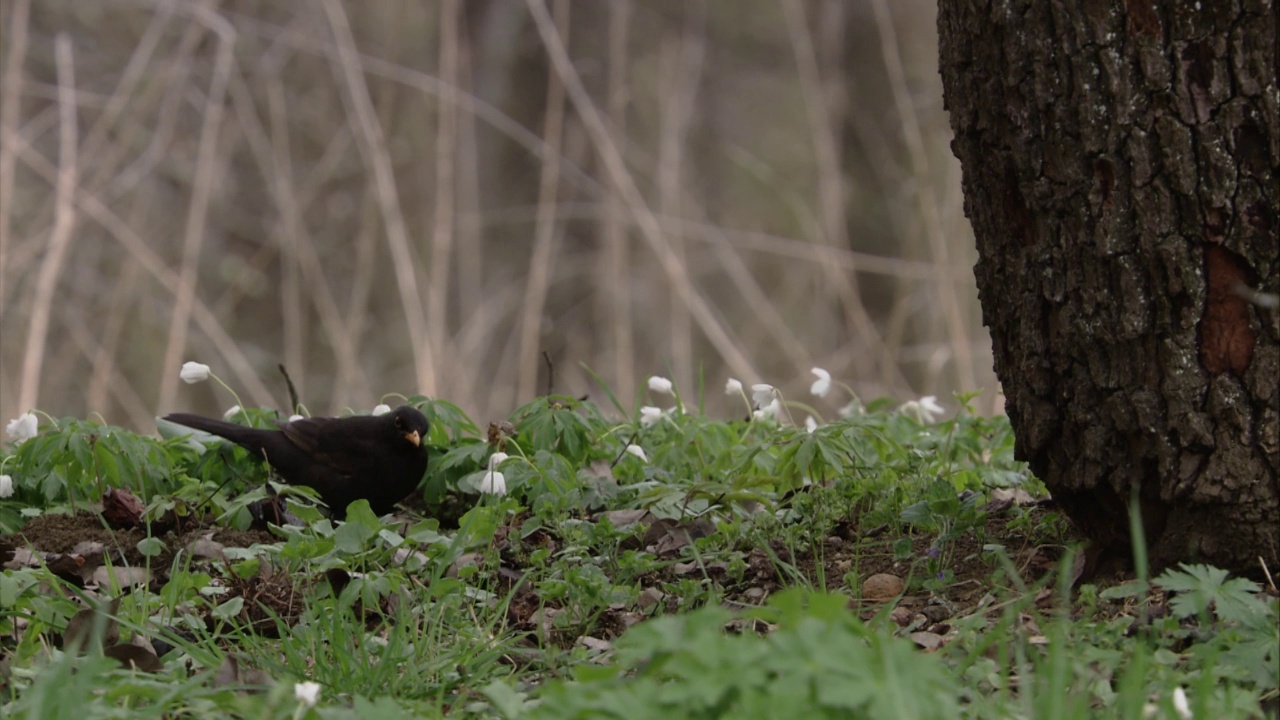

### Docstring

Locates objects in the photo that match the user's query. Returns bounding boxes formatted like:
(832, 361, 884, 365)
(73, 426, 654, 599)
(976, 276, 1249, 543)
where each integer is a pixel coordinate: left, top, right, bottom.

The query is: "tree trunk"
(937, 1, 1278, 575)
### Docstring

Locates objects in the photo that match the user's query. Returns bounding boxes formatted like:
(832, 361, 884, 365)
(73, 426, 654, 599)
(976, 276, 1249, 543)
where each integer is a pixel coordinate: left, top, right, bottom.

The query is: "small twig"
(278, 364, 300, 413)
(194, 475, 236, 517)
(1260, 556, 1277, 594)
(542, 351, 555, 397)
(609, 432, 639, 469)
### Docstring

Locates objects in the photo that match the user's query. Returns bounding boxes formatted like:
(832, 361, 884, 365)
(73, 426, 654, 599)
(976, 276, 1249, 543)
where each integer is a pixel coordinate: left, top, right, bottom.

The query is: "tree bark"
(937, 1, 1278, 575)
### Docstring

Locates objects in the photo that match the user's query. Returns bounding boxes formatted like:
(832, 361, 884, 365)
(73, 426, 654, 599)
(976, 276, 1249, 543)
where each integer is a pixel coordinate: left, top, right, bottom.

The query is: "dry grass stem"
(603, 0, 635, 396)
(517, 0, 569, 402)
(18, 33, 78, 413)
(0, 0, 31, 324)
(526, 0, 761, 385)
(429, 0, 460, 389)
(321, 0, 435, 396)
(157, 6, 236, 413)
(870, 0, 977, 392)
(0, 2, 996, 427)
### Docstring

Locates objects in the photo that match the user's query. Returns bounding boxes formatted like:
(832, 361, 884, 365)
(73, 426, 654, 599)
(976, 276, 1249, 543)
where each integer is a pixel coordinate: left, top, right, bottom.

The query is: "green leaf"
(69, 433, 93, 477)
(335, 521, 376, 554)
(212, 596, 244, 621)
(1099, 579, 1149, 600)
(438, 442, 492, 471)
(93, 440, 120, 486)
(136, 537, 165, 557)
(231, 558, 260, 579)
(1155, 563, 1267, 623)
(344, 499, 382, 530)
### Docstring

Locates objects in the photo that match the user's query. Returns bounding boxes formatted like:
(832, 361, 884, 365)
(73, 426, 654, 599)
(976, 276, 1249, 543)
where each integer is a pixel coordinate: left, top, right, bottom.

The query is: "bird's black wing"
(280, 415, 386, 479)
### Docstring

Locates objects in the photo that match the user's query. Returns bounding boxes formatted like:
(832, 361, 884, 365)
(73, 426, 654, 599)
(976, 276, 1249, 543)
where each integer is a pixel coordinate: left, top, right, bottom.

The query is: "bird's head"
(389, 405, 429, 448)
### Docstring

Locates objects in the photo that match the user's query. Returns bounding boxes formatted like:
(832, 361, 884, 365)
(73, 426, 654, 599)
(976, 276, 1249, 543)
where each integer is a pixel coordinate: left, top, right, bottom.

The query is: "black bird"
(163, 406, 429, 518)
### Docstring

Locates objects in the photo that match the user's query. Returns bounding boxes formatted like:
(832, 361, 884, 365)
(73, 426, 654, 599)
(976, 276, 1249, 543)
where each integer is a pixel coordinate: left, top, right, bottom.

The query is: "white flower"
(839, 398, 863, 418)
(751, 384, 775, 408)
(647, 376, 674, 395)
(804, 416, 818, 433)
(918, 396, 944, 423)
(179, 361, 210, 384)
(222, 405, 242, 419)
(480, 469, 507, 495)
(1172, 687, 1191, 720)
(288, 414, 304, 422)
(639, 406, 663, 427)
(6, 412, 38, 444)
(294, 680, 321, 708)
(489, 452, 509, 469)
(624, 444, 648, 462)
(371, 404, 391, 416)
(754, 398, 781, 420)
(0, 474, 13, 498)
(810, 368, 831, 397)
(725, 378, 743, 395)
(900, 396, 943, 424)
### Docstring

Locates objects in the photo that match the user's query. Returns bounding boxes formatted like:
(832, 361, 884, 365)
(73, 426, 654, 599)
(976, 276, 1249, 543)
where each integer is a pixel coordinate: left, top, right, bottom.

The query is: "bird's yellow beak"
(404, 429, 421, 447)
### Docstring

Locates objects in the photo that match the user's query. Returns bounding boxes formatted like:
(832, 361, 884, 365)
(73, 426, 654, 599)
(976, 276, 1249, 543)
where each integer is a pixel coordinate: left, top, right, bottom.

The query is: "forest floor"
(1, 396, 1275, 719)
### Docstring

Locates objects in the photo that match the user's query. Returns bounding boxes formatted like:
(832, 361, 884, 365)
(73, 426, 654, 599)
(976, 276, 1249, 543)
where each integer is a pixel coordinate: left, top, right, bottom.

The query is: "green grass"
(1, 382, 1275, 719)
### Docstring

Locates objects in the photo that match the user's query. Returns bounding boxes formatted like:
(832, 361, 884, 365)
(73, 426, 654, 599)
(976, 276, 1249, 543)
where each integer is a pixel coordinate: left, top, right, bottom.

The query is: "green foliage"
(3, 417, 192, 512)
(1154, 564, 1279, 692)
(1154, 563, 1271, 624)
(1, 388, 1272, 718)
(528, 590, 957, 720)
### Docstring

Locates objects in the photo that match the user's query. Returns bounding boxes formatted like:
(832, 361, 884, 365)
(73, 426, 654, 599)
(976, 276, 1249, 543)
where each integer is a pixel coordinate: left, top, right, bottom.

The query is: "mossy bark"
(938, 1, 1278, 574)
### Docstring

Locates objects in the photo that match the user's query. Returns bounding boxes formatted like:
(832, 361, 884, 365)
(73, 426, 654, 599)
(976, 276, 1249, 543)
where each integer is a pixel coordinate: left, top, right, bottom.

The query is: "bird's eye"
(394, 417, 403, 428)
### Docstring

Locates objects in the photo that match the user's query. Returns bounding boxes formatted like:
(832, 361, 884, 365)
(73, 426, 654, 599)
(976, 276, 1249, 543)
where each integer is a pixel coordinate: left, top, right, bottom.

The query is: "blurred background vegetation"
(0, 0, 997, 431)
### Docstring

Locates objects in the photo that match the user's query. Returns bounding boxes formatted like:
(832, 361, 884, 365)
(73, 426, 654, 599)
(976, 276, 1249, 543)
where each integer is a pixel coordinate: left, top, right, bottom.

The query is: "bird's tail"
(162, 413, 268, 454)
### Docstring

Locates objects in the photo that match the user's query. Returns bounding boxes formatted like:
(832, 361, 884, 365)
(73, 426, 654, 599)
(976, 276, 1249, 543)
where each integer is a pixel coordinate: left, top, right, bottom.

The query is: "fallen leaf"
(91, 566, 150, 589)
(105, 644, 162, 672)
(63, 596, 121, 650)
(101, 487, 144, 529)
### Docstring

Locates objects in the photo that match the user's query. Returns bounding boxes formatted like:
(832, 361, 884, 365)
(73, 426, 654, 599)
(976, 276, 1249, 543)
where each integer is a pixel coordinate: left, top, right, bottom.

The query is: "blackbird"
(163, 406, 429, 518)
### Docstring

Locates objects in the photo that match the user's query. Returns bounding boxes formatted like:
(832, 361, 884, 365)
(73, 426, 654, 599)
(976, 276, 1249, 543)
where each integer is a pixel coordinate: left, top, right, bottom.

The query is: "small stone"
(889, 606, 915, 627)
(862, 573, 905, 601)
(910, 631, 945, 651)
(596, 509, 649, 527)
(577, 636, 612, 653)
(71, 541, 105, 557)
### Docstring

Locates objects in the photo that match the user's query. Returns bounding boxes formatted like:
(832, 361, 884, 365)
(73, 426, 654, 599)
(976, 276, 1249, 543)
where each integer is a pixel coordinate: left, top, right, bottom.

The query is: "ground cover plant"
(0, 369, 1276, 719)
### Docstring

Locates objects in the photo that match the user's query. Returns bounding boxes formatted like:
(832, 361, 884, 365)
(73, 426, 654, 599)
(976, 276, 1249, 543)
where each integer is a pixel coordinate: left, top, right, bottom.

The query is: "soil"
(3, 500, 1107, 647)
